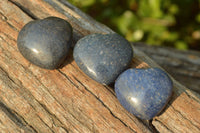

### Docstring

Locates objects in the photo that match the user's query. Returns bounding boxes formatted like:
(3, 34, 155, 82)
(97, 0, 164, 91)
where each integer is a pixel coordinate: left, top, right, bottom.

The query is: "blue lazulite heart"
(73, 33, 133, 85)
(17, 17, 72, 69)
(115, 68, 173, 120)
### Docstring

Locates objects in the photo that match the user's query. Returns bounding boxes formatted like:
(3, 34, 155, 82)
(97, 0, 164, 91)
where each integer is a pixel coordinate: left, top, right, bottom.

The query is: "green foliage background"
(68, 0, 200, 51)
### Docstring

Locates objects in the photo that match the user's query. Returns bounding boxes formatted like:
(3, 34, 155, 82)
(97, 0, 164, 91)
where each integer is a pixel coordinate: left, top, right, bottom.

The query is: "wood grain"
(0, 0, 199, 132)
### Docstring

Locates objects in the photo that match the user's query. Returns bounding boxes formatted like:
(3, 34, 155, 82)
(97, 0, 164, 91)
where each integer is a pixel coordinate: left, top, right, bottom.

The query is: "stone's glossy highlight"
(17, 17, 73, 69)
(115, 68, 173, 120)
(73, 33, 133, 85)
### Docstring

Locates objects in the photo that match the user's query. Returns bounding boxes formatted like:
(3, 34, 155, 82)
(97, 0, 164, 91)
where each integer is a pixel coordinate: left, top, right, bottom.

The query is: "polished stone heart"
(17, 17, 72, 69)
(115, 68, 173, 120)
(73, 33, 133, 85)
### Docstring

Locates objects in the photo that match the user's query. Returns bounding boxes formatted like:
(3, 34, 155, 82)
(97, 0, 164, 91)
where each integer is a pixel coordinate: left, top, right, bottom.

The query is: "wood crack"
(2, 32, 16, 43)
(8, 0, 38, 20)
(0, 66, 63, 133)
(29, 70, 90, 132)
(65, 110, 93, 132)
(0, 101, 37, 133)
(71, 74, 137, 133)
(36, 114, 54, 133)
(6, 21, 19, 32)
(57, 71, 97, 132)
(104, 85, 116, 96)
(170, 105, 200, 131)
(184, 91, 200, 104)
(38, 102, 69, 132)
(0, 11, 8, 21)
(58, 70, 79, 88)
(153, 119, 173, 133)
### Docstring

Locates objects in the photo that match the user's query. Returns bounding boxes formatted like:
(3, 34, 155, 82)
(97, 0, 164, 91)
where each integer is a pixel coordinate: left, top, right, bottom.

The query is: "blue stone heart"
(73, 33, 133, 85)
(115, 68, 173, 120)
(17, 17, 72, 69)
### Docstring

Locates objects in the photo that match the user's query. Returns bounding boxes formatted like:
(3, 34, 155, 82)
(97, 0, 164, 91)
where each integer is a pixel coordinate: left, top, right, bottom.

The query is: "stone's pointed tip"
(17, 17, 73, 69)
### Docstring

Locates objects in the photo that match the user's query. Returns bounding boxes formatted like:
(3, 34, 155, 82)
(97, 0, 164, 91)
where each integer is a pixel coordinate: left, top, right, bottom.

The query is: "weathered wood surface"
(135, 43, 200, 94)
(0, 0, 199, 132)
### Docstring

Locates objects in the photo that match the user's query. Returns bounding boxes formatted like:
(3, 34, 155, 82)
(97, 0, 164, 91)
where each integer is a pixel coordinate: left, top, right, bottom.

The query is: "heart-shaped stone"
(73, 33, 133, 85)
(115, 68, 173, 120)
(17, 17, 73, 69)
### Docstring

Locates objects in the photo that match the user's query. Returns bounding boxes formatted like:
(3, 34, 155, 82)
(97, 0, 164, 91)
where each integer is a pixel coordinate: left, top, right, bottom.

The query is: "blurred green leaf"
(175, 41, 188, 50)
(138, 0, 163, 18)
(114, 11, 137, 34)
(168, 4, 179, 15)
(68, 0, 200, 51)
(196, 14, 200, 23)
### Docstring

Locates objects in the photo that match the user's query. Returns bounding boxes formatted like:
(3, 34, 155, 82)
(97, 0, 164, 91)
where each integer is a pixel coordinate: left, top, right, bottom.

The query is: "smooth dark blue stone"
(73, 33, 133, 85)
(115, 68, 173, 120)
(17, 17, 72, 69)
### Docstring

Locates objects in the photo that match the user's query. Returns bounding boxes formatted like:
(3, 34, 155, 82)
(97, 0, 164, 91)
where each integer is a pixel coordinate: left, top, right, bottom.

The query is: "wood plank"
(0, 0, 199, 132)
(0, 0, 150, 132)
(134, 43, 200, 93)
